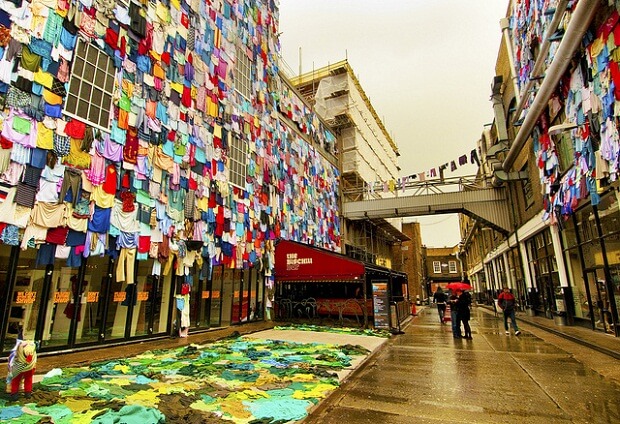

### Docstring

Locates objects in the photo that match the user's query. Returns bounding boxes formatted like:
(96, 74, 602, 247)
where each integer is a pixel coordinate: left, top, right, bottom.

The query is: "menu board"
(372, 280, 389, 330)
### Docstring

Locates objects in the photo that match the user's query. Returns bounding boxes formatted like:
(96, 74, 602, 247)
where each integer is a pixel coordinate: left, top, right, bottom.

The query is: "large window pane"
(209, 266, 223, 327)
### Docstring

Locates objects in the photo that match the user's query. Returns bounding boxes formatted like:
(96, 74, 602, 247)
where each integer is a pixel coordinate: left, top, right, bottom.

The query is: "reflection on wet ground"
(304, 307, 620, 424)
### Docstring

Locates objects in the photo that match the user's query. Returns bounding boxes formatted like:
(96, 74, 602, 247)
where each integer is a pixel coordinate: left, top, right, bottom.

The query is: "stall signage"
(202, 291, 210, 299)
(15, 291, 36, 304)
(286, 253, 313, 270)
(54, 291, 71, 304)
(114, 292, 126, 302)
(137, 292, 149, 301)
(372, 281, 389, 330)
(87, 292, 99, 303)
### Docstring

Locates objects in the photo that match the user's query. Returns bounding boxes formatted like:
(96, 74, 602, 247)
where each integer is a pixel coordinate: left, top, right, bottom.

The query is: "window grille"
(65, 40, 115, 131)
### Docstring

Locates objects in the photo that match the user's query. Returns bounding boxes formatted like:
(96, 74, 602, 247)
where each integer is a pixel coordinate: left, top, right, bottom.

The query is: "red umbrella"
(446, 282, 472, 291)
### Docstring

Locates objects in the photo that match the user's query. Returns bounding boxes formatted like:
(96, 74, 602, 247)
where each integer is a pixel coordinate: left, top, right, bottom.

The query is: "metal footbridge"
(342, 175, 513, 234)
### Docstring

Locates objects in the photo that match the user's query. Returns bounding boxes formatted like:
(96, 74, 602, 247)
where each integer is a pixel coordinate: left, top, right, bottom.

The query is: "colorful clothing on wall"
(0, 0, 341, 280)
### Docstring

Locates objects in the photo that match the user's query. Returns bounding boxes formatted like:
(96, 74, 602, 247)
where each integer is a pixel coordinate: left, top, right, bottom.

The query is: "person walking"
(456, 290, 472, 339)
(448, 290, 461, 338)
(498, 286, 521, 335)
(433, 287, 448, 323)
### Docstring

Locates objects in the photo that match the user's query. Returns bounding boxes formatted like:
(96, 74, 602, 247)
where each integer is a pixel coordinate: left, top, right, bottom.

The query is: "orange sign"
(137, 292, 149, 301)
(54, 291, 71, 304)
(87, 292, 99, 303)
(114, 292, 126, 302)
(15, 291, 36, 304)
(202, 291, 210, 299)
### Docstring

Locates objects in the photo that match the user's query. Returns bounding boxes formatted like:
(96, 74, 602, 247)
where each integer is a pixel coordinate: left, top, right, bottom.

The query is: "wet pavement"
(303, 306, 620, 424)
(2, 308, 619, 423)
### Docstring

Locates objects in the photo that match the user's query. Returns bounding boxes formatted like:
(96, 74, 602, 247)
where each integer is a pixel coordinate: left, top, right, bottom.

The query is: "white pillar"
(503, 251, 513, 289)
(519, 241, 533, 289)
(550, 224, 569, 287)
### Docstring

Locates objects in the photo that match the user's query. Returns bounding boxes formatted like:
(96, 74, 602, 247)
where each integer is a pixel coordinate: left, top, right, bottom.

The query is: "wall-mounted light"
(548, 121, 577, 135)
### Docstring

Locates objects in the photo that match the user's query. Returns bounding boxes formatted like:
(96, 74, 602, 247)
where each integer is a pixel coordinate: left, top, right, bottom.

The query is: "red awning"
(275, 239, 365, 283)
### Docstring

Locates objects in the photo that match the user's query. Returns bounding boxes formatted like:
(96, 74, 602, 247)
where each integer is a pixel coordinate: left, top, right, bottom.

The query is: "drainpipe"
(500, 17, 520, 98)
(503, 0, 601, 172)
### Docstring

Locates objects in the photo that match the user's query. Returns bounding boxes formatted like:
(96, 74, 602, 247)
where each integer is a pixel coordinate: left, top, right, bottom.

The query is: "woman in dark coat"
(456, 290, 472, 339)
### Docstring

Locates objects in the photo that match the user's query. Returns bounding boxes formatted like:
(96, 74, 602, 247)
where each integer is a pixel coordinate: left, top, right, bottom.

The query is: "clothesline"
(366, 148, 481, 194)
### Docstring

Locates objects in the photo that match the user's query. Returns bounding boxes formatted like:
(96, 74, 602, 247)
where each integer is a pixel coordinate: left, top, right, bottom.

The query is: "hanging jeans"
(116, 247, 136, 285)
(58, 167, 82, 206)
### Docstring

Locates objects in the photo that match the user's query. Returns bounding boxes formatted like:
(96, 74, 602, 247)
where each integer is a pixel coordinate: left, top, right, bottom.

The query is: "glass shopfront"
(1, 246, 266, 357)
(562, 189, 620, 334)
(526, 229, 560, 317)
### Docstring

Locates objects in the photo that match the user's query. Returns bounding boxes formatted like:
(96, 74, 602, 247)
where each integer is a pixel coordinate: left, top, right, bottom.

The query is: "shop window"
(448, 261, 457, 274)
(597, 191, 620, 237)
(65, 40, 115, 131)
(433, 261, 441, 274)
(235, 46, 252, 100)
(229, 135, 248, 188)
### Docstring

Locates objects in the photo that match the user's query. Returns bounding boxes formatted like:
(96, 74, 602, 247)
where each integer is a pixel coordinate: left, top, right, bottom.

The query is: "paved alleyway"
(304, 307, 620, 424)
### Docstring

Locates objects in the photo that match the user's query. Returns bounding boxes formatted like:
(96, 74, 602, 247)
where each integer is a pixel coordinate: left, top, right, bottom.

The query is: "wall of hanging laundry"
(528, 8, 620, 224)
(0, 0, 342, 285)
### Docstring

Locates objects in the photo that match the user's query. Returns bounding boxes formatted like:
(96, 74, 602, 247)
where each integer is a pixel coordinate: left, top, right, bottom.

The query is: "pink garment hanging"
(86, 149, 107, 185)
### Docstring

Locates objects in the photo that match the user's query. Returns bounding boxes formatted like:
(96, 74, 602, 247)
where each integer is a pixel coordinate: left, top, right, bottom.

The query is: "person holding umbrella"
(446, 282, 473, 339)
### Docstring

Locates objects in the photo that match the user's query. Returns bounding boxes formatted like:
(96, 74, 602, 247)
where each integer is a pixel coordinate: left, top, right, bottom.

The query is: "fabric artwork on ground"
(0, 335, 371, 423)
(274, 323, 392, 339)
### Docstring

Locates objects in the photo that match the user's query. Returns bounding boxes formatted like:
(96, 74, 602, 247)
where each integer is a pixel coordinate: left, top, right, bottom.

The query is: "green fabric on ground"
(90, 404, 165, 424)
(2, 333, 373, 423)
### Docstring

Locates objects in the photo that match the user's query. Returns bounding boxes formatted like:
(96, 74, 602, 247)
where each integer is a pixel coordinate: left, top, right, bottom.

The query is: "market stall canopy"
(275, 239, 365, 283)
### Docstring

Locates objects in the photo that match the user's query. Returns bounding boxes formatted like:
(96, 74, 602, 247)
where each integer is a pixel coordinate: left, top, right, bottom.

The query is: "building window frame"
(448, 261, 458, 274)
(235, 46, 252, 100)
(433, 261, 441, 274)
(64, 39, 115, 132)
(228, 134, 248, 189)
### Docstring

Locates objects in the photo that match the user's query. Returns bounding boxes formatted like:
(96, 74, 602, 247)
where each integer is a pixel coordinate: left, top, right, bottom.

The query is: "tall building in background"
(289, 60, 410, 271)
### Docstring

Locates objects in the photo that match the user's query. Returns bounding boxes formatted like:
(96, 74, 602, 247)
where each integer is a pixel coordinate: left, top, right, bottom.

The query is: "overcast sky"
(278, 0, 509, 247)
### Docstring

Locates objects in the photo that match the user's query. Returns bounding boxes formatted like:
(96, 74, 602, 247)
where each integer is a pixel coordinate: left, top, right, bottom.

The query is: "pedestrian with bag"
(498, 286, 521, 335)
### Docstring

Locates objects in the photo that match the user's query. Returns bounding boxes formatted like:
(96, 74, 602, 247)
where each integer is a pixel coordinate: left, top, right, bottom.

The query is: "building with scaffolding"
(288, 60, 421, 302)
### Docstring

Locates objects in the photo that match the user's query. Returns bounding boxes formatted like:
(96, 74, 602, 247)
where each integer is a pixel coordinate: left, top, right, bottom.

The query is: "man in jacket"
(498, 286, 521, 336)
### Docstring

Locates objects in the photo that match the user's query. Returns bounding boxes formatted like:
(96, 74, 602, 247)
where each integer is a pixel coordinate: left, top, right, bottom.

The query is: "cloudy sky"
(278, 0, 510, 247)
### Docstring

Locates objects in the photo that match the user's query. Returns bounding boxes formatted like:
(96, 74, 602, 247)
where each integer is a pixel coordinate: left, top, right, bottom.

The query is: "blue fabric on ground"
(244, 397, 312, 422)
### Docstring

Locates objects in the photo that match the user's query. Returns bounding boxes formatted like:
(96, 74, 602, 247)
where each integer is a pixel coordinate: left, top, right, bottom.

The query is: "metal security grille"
(65, 40, 115, 131)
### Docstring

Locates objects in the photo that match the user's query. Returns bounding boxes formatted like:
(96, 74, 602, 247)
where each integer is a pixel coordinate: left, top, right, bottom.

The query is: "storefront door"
(209, 266, 223, 327)
(221, 268, 233, 327)
(585, 269, 614, 333)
